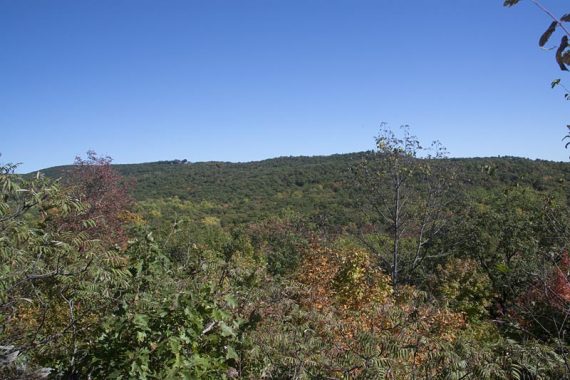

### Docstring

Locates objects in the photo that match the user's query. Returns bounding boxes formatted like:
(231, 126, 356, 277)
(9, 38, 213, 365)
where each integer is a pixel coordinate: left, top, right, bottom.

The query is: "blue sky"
(1, 0, 568, 172)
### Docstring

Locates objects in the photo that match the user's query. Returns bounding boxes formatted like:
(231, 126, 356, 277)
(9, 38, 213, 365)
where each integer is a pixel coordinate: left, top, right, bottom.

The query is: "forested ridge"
(35, 152, 570, 226)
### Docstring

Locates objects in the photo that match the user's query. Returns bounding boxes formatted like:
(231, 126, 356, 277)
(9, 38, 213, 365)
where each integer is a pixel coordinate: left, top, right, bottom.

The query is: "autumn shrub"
(256, 240, 470, 378)
(57, 151, 135, 249)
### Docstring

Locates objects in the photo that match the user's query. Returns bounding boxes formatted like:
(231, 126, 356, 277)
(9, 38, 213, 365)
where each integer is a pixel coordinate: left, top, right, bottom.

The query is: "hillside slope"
(35, 152, 570, 225)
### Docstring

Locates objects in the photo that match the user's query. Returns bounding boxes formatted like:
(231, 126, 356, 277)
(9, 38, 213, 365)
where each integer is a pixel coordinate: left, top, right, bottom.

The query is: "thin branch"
(532, 0, 570, 38)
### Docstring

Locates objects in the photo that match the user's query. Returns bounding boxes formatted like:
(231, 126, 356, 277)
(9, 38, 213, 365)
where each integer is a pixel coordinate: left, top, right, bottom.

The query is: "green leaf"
(219, 321, 236, 337)
(496, 262, 510, 274)
(224, 294, 238, 309)
(226, 345, 239, 361)
(133, 314, 149, 330)
(169, 337, 181, 354)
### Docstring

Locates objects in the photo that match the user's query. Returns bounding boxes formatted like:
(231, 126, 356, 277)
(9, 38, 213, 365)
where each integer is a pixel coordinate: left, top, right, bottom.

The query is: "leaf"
(561, 14, 570, 22)
(496, 262, 510, 274)
(169, 337, 181, 354)
(224, 294, 238, 309)
(133, 314, 149, 330)
(556, 36, 569, 71)
(226, 346, 239, 360)
(219, 321, 236, 337)
(503, 0, 520, 7)
(551, 79, 561, 88)
(81, 219, 97, 228)
(539, 21, 558, 47)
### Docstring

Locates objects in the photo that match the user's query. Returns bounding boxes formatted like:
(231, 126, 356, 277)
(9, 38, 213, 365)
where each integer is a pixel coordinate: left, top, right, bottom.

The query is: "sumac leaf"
(539, 21, 558, 47)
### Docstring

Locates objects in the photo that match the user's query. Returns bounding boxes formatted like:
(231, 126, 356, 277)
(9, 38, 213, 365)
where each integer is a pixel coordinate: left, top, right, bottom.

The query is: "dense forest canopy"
(34, 152, 570, 227)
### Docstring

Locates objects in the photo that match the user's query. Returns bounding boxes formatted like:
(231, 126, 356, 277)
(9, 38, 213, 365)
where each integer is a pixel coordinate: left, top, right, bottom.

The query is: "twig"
(531, 0, 570, 38)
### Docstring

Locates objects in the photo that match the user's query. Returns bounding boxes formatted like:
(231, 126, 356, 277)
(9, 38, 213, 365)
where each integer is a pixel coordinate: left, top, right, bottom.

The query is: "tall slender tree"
(353, 125, 451, 288)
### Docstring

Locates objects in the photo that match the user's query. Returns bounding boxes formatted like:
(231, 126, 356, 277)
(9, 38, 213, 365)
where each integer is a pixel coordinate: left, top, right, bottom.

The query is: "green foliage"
(248, 216, 309, 276)
(352, 125, 452, 287)
(75, 223, 264, 379)
(454, 186, 567, 297)
(4, 148, 570, 379)
(434, 258, 493, 322)
(37, 153, 570, 228)
(0, 163, 129, 377)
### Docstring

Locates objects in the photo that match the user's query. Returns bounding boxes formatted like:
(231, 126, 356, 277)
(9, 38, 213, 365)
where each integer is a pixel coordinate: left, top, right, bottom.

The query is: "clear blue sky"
(1, 0, 568, 172)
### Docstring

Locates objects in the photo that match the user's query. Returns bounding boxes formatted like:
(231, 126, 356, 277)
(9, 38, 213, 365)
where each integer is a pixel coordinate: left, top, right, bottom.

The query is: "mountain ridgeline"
(35, 152, 570, 226)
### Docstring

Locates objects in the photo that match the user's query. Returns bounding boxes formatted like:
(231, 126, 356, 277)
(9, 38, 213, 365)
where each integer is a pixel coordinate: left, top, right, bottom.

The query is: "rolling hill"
(34, 152, 570, 225)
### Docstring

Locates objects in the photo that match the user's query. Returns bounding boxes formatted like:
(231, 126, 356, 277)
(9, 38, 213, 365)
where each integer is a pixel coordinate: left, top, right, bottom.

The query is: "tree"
(57, 151, 134, 249)
(78, 230, 248, 379)
(0, 161, 128, 378)
(352, 125, 452, 288)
